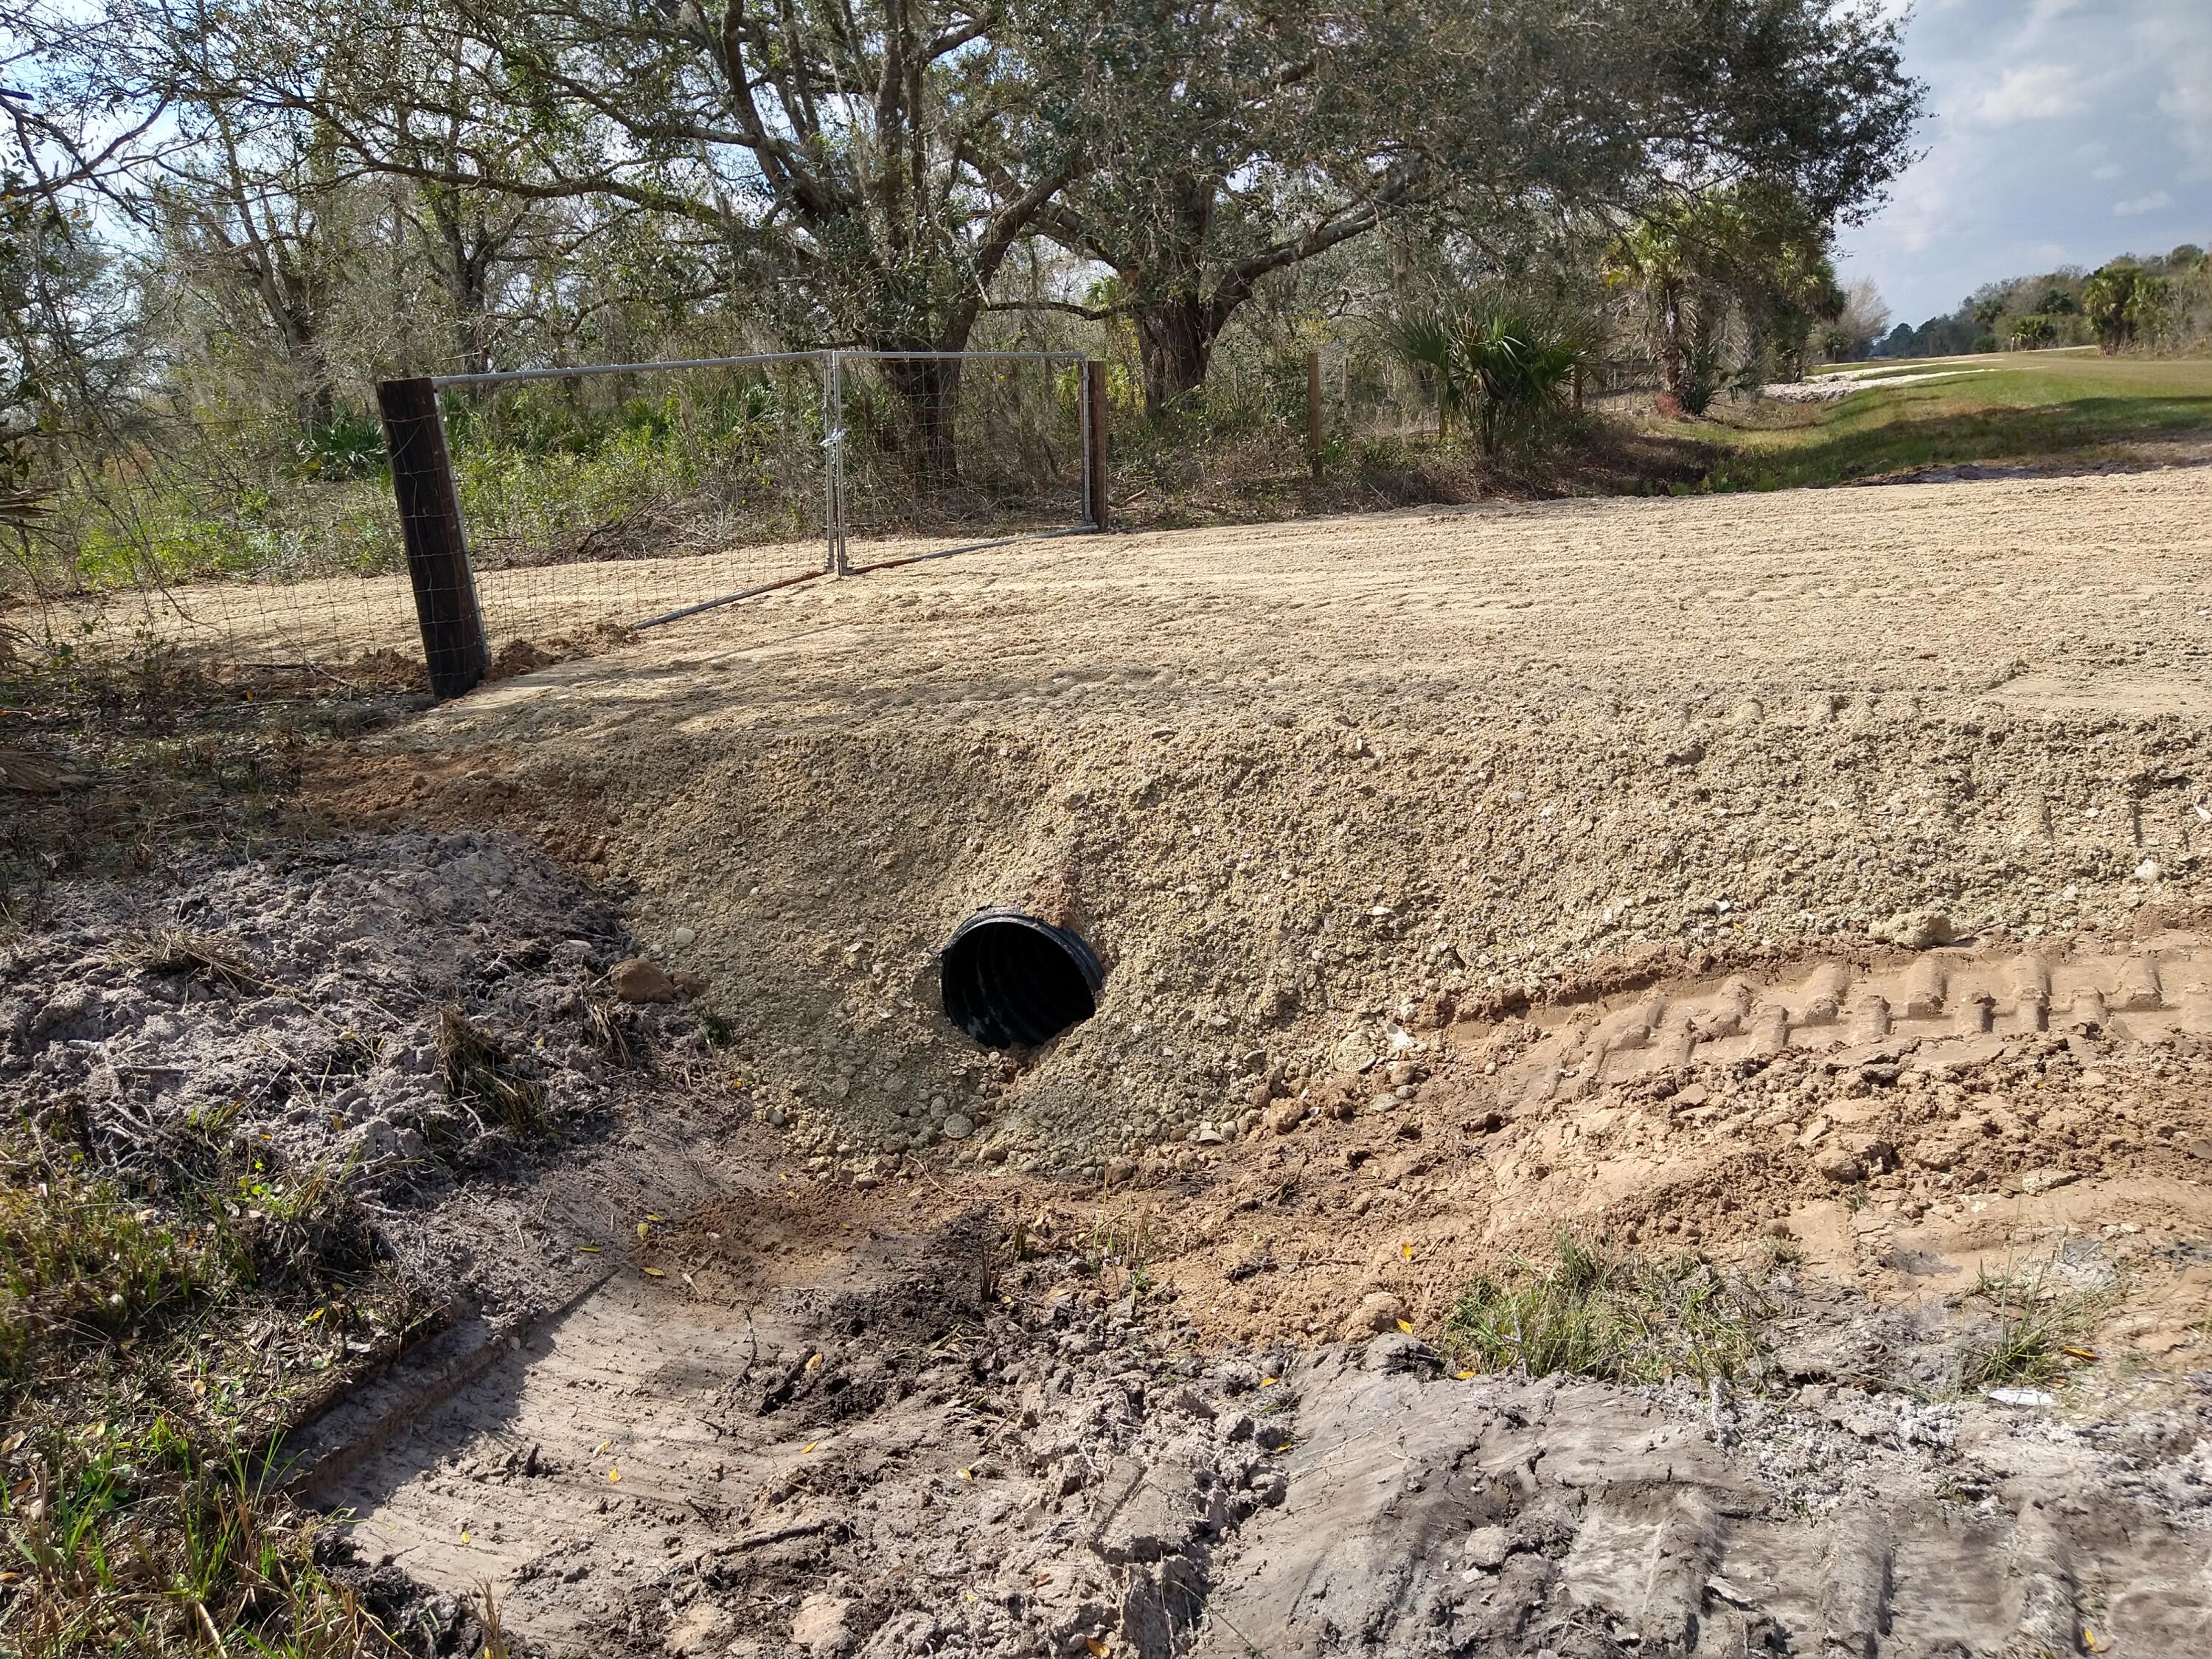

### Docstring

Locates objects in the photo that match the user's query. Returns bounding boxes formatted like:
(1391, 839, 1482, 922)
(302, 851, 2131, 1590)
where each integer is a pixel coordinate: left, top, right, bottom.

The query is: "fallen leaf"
(459, 1531, 472, 1544)
(1086, 1640, 1109, 1658)
(959, 1467, 973, 1481)
(804, 1352, 824, 1373)
(1259, 1376, 1277, 1388)
(1401, 1242, 1413, 1261)
(1455, 1370, 1475, 1380)
(802, 1442, 817, 1454)
(608, 1467, 620, 1482)
(641, 1267, 666, 1279)
(595, 1439, 611, 1454)
(1395, 1319, 1414, 1334)
(2062, 1346, 2098, 1362)
(577, 1245, 602, 1254)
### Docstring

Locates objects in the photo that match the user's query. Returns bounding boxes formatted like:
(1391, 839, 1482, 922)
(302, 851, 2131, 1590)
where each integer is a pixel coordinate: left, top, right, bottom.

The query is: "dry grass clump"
(437, 1002, 549, 1133)
(124, 928, 260, 993)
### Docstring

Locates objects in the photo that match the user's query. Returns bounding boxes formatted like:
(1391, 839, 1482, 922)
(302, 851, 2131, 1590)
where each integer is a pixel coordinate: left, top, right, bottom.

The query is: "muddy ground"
(11, 466, 2212, 1655)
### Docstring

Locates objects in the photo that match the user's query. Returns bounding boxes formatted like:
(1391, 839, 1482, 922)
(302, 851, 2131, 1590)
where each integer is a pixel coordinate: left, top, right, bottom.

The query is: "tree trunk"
(290, 338, 334, 431)
(1133, 292, 1221, 420)
(1655, 284, 1687, 401)
(878, 354, 964, 491)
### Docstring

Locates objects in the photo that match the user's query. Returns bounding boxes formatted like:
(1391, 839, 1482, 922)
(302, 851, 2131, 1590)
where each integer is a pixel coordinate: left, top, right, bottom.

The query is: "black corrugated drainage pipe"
(941, 908, 1105, 1049)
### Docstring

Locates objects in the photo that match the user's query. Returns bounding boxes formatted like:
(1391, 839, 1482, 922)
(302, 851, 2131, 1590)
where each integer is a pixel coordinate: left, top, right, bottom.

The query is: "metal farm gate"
(379, 349, 1111, 698)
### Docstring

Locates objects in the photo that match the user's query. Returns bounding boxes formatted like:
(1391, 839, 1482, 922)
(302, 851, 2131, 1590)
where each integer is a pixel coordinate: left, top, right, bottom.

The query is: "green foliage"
(1438, 1234, 1765, 1383)
(2, 1413, 397, 1657)
(1384, 301, 1594, 455)
(0, 1105, 420, 1655)
(2083, 262, 2171, 355)
(1606, 186, 1846, 400)
(0, 1175, 210, 1381)
(1652, 352, 2212, 489)
(291, 416, 386, 481)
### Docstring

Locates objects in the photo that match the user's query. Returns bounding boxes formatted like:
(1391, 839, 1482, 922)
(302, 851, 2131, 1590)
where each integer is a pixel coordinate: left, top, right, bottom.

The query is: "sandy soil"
(19, 467, 2212, 1656)
(323, 466, 2212, 1170)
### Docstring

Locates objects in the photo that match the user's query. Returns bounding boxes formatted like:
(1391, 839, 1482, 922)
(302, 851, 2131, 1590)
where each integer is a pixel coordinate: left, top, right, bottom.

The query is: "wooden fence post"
(1307, 349, 1324, 476)
(378, 377, 489, 699)
(1082, 360, 1110, 532)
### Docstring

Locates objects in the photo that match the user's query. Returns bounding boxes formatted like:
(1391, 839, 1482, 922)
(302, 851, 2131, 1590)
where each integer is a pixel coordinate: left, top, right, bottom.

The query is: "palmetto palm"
(1385, 303, 1594, 455)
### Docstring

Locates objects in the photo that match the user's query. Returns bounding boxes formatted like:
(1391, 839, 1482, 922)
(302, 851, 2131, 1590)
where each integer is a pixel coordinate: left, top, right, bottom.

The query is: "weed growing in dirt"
(1958, 1260, 2115, 1392)
(1079, 1213, 1158, 1297)
(0, 1115, 426, 1655)
(437, 1003, 549, 1133)
(1439, 1234, 1766, 1384)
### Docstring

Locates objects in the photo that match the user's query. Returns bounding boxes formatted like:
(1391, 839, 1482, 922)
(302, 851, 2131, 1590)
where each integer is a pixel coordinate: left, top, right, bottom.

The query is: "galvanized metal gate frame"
(381, 349, 1108, 695)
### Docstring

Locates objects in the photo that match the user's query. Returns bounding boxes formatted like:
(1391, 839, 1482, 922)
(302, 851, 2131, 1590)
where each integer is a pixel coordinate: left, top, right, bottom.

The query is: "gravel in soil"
(312, 467, 2212, 1183)
(17, 473, 2212, 1654)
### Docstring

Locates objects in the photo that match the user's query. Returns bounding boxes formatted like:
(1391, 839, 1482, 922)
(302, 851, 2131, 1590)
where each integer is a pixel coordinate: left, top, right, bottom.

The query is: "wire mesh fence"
(2, 349, 1105, 695)
(2, 337, 1646, 695)
(1, 423, 414, 683)
(832, 351, 1093, 574)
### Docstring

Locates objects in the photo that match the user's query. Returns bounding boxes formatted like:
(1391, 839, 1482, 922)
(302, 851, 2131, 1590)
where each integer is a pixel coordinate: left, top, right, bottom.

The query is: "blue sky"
(1836, 0, 2212, 327)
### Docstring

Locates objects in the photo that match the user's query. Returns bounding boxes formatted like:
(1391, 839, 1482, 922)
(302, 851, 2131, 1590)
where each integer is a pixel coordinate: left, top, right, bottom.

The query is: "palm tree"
(2083, 265, 2169, 355)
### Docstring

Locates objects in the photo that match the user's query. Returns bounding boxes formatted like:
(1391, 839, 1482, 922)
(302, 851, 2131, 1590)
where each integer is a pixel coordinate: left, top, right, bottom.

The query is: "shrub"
(1383, 301, 1596, 455)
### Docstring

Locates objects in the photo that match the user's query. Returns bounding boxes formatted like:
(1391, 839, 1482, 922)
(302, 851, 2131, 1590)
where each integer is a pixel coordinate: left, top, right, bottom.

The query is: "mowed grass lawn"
(1648, 350, 2212, 490)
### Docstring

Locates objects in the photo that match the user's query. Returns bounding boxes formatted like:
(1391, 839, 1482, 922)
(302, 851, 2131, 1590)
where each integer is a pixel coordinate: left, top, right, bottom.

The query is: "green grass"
(1652, 350, 2212, 490)
(1438, 1234, 1766, 1383)
(0, 1116, 428, 1656)
(1958, 1260, 2114, 1394)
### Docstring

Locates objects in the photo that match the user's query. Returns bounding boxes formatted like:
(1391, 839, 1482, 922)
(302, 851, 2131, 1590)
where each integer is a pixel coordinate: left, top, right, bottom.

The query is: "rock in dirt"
(662, 1601, 735, 1655)
(1465, 1523, 1512, 1570)
(941, 1113, 974, 1141)
(1815, 1147, 1866, 1184)
(790, 1593, 850, 1654)
(609, 957, 679, 1003)
(1875, 908, 1955, 950)
(1347, 1290, 1406, 1338)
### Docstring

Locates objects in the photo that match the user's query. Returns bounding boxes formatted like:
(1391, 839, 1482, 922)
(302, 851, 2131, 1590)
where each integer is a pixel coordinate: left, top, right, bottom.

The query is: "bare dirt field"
(16, 467, 2212, 1657)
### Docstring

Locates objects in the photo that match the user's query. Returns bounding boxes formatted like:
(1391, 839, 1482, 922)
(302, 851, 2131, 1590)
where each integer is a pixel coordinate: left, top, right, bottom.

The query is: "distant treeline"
(1872, 243, 2211, 359)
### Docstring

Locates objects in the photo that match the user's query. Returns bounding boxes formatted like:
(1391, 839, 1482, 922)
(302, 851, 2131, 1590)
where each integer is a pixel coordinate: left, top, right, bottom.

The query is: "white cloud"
(2113, 189, 2172, 217)
(1975, 63, 2089, 125)
(2090, 162, 2122, 180)
(2152, 42, 2212, 175)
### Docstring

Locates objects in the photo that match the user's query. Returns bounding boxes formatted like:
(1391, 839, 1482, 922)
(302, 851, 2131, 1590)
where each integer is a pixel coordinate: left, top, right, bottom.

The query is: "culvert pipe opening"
(940, 908, 1105, 1049)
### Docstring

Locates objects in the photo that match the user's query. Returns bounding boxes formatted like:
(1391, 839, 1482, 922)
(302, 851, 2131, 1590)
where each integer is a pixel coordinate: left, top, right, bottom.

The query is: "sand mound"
(330, 467, 2212, 1181)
